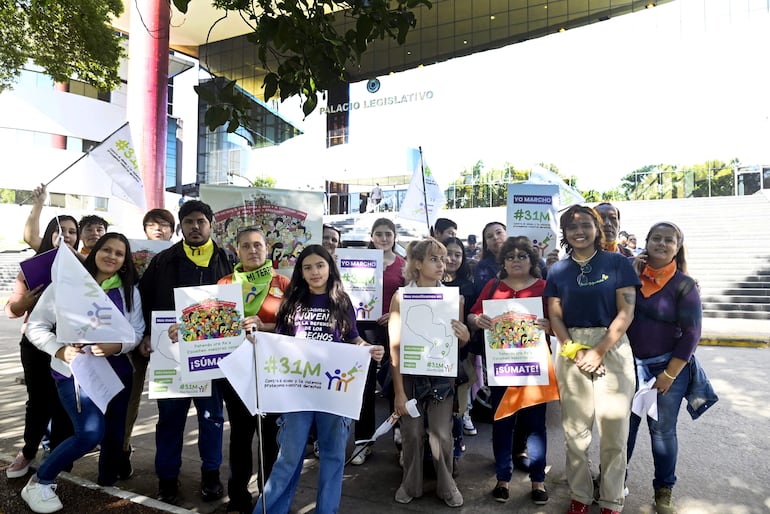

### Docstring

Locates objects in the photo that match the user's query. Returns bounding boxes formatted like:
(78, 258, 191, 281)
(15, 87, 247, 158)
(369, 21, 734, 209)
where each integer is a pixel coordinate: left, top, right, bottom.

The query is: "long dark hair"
(480, 221, 506, 260)
(83, 232, 137, 312)
(367, 217, 397, 251)
(442, 236, 471, 282)
(645, 222, 688, 274)
(39, 216, 80, 254)
(558, 205, 605, 254)
(277, 244, 354, 338)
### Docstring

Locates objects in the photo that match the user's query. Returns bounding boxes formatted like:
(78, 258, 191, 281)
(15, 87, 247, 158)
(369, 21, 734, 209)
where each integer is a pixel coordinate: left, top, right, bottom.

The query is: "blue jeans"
(155, 379, 224, 479)
(490, 386, 547, 483)
(37, 359, 132, 486)
(254, 411, 351, 514)
(627, 353, 689, 491)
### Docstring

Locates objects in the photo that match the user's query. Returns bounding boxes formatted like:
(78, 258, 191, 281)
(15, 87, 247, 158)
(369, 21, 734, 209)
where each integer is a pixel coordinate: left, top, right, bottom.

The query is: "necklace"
(571, 250, 597, 265)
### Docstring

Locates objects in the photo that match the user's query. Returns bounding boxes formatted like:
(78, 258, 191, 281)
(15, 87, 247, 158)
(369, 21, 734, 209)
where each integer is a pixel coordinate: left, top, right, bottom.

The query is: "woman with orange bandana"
(626, 222, 711, 514)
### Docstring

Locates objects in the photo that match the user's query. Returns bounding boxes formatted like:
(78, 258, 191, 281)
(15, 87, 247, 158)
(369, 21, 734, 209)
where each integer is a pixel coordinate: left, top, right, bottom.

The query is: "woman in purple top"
(626, 222, 701, 514)
(254, 245, 383, 514)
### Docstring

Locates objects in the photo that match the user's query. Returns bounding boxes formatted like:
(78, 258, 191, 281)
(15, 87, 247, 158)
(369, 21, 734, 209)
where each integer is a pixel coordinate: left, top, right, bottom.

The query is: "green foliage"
(0, 189, 17, 204)
(621, 160, 736, 200)
(0, 1, 124, 92)
(252, 176, 276, 188)
(445, 161, 530, 208)
(183, 0, 431, 138)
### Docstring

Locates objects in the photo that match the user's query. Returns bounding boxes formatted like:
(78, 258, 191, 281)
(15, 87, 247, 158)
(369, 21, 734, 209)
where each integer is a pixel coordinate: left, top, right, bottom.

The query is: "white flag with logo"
(527, 164, 585, 209)
(398, 149, 445, 227)
(87, 122, 147, 210)
(51, 245, 135, 344)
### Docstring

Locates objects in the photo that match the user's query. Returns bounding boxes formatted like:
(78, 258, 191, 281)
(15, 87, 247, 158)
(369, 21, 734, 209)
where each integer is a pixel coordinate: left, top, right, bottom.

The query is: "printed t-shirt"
(283, 293, 360, 343)
(544, 250, 640, 328)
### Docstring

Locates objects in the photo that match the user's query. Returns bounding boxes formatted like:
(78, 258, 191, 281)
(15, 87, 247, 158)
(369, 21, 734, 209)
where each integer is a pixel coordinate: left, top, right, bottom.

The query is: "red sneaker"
(600, 509, 621, 514)
(567, 499, 591, 514)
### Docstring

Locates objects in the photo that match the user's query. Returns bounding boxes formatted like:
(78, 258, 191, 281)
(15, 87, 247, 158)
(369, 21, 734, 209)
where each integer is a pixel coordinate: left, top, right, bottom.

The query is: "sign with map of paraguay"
(174, 283, 245, 381)
(398, 287, 459, 377)
(482, 297, 550, 386)
(335, 248, 383, 320)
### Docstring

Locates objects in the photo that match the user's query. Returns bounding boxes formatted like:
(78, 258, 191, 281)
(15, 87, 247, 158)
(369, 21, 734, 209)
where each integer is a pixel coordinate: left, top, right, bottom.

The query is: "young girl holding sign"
(254, 245, 384, 514)
(388, 238, 470, 508)
(22, 233, 144, 513)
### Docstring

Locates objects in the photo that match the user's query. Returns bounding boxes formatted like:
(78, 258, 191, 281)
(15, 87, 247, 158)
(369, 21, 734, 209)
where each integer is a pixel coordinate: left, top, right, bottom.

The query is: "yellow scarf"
(640, 259, 677, 298)
(183, 239, 214, 267)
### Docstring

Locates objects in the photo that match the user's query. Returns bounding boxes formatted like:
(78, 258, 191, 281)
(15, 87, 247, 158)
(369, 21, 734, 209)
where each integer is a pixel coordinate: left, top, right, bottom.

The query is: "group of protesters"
(4, 184, 715, 514)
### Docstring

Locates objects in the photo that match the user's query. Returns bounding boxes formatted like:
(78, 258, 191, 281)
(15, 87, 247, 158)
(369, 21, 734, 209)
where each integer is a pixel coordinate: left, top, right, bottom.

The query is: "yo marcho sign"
(174, 283, 245, 381)
(200, 184, 324, 276)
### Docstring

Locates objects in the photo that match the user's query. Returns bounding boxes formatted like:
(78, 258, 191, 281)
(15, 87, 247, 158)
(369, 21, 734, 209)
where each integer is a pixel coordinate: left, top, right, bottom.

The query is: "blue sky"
(256, 0, 770, 193)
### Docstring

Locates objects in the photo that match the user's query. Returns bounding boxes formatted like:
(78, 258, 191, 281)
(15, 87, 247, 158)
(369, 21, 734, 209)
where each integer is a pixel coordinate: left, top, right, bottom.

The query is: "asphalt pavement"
(0, 312, 768, 514)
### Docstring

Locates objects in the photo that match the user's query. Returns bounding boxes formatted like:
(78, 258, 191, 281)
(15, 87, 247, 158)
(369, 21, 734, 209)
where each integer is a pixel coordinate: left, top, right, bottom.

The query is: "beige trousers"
(399, 375, 458, 500)
(555, 327, 635, 511)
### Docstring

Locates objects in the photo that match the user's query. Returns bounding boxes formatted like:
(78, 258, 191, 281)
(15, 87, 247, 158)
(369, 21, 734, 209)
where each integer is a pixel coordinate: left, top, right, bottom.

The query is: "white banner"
(506, 183, 560, 260)
(148, 311, 212, 399)
(482, 297, 550, 386)
(225, 332, 372, 419)
(87, 123, 147, 210)
(398, 287, 459, 377)
(335, 248, 384, 320)
(51, 245, 135, 344)
(174, 283, 245, 381)
(398, 149, 445, 227)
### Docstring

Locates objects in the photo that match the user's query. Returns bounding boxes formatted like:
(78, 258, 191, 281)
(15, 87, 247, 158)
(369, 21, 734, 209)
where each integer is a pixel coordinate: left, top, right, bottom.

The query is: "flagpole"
(17, 121, 130, 206)
(251, 331, 268, 514)
(418, 146, 431, 234)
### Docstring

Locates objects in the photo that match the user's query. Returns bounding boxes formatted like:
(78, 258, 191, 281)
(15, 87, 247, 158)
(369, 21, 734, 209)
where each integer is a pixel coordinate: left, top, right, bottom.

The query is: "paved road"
(1, 312, 768, 513)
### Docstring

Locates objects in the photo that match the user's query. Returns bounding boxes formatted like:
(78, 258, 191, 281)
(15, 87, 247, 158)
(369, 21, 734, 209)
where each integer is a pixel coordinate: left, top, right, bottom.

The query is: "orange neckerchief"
(640, 260, 677, 298)
(604, 241, 618, 253)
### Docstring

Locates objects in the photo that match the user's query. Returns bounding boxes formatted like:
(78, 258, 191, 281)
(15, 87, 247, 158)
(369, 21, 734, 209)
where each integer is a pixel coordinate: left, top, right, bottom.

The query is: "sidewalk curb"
(2, 453, 197, 514)
(700, 337, 769, 349)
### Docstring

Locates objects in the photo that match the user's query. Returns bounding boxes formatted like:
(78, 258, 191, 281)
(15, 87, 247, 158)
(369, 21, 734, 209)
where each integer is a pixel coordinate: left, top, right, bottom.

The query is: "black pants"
(221, 380, 279, 508)
(19, 335, 73, 460)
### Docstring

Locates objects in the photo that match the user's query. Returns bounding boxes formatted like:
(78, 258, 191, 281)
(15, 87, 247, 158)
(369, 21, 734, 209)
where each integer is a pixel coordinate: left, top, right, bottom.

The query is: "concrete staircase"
(602, 195, 770, 321)
(326, 194, 770, 322)
(0, 250, 32, 297)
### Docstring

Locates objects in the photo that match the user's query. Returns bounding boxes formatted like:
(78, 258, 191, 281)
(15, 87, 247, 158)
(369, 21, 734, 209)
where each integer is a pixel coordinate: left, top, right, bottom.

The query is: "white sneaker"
(21, 477, 63, 513)
(7, 450, 32, 478)
(393, 426, 402, 448)
(462, 412, 477, 436)
(350, 444, 372, 465)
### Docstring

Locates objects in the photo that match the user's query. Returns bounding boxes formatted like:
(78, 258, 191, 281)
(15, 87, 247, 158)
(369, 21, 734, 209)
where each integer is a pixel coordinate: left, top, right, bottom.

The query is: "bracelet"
(663, 370, 677, 380)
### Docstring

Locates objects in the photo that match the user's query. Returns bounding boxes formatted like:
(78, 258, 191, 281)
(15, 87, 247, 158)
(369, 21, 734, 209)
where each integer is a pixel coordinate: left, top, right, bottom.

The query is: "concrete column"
(127, 0, 170, 209)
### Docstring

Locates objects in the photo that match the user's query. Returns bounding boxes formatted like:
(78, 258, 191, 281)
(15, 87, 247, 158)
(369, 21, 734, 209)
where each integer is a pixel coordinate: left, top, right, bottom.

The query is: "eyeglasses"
(504, 253, 529, 262)
(577, 264, 592, 286)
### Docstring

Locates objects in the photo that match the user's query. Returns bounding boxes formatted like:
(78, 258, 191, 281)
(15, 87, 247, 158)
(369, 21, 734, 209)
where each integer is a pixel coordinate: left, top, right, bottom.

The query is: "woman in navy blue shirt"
(544, 205, 640, 514)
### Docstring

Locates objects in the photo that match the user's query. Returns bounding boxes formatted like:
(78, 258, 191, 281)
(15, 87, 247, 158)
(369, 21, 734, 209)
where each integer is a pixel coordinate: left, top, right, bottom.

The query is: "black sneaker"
(531, 487, 549, 505)
(117, 447, 133, 480)
(201, 469, 224, 502)
(492, 485, 510, 503)
(158, 478, 180, 504)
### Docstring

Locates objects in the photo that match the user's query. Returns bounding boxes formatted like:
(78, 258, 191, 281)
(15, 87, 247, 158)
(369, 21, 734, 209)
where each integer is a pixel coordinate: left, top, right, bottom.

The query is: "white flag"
(51, 245, 136, 344)
(527, 164, 585, 209)
(87, 123, 147, 210)
(398, 150, 445, 227)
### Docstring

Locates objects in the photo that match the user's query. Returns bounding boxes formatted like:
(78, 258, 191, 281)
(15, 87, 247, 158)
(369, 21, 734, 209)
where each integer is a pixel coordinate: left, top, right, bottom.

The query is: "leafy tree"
(252, 176, 276, 188)
(0, 0, 124, 92)
(176, 0, 431, 137)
